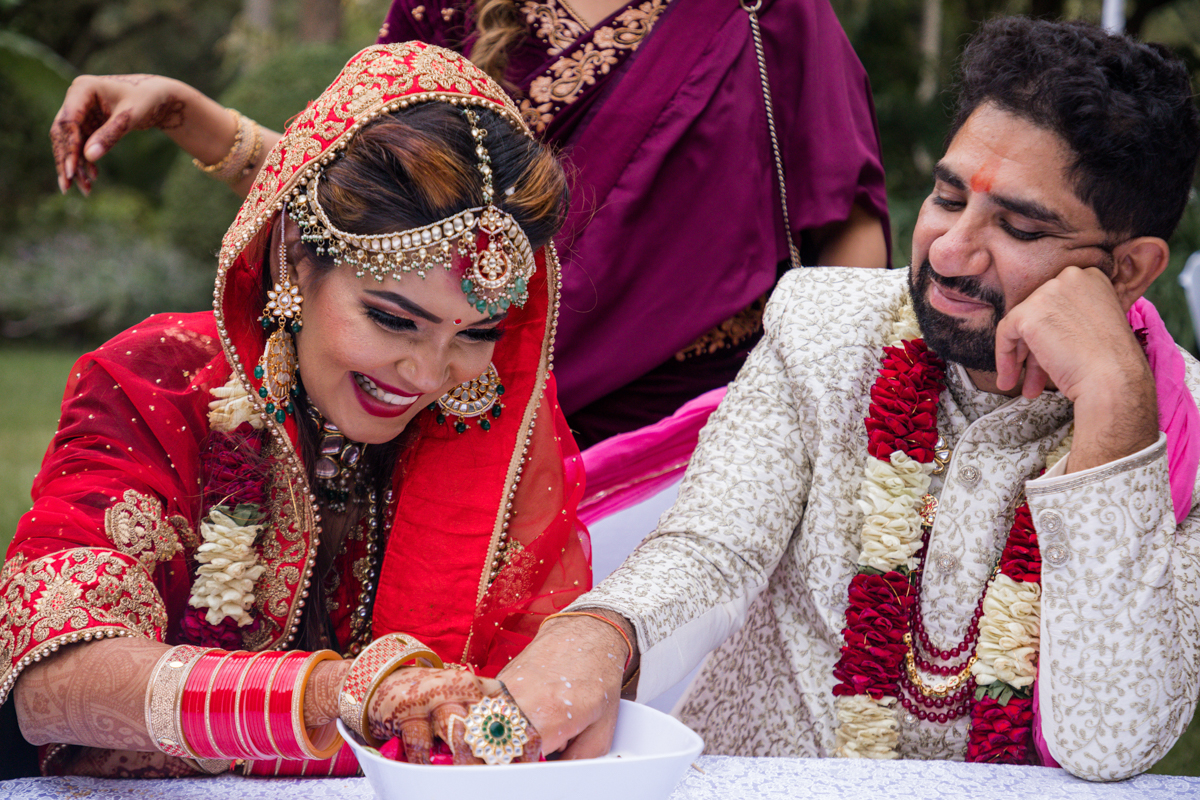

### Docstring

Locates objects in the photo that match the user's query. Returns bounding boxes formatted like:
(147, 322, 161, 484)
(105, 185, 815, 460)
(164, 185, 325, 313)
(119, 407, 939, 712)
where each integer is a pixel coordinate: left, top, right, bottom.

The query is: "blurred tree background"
(0, 0, 1199, 771)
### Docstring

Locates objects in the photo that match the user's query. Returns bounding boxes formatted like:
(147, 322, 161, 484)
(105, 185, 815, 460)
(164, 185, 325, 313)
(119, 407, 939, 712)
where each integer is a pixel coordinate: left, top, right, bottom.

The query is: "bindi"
(970, 162, 998, 194)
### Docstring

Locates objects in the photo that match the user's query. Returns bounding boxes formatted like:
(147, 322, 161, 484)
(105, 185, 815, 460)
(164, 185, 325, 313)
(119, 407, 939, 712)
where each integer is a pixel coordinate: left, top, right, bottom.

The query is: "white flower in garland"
(857, 451, 932, 573)
(188, 507, 267, 626)
(208, 373, 264, 432)
(971, 576, 1040, 688)
(834, 695, 901, 758)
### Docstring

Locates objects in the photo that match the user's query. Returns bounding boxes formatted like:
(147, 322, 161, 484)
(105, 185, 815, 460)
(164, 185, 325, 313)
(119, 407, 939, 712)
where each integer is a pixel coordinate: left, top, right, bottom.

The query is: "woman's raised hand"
(51, 74, 191, 194)
(366, 667, 543, 765)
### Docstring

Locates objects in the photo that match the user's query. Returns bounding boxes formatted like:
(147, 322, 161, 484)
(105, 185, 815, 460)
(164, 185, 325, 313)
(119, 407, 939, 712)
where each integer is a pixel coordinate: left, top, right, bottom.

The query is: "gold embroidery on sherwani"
(0, 548, 167, 704)
(518, 0, 670, 134)
(104, 490, 188, 573)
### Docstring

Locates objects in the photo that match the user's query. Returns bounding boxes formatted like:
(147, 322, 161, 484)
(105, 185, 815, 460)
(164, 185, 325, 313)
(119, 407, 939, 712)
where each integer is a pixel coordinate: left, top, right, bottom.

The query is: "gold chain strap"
(740, 0, 802, 269)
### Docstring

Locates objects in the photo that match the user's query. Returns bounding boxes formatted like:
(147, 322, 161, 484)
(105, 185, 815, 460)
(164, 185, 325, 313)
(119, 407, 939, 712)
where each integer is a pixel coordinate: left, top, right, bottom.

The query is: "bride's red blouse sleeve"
(0, 311, 224, 704)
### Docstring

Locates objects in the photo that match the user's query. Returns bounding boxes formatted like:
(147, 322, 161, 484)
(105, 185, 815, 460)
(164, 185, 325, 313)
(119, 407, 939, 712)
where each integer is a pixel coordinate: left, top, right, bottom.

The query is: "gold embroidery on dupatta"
(243, 434, 313, 652)
(105, 490, 188, 573)
(519, 0, 670, 133)
(522, 1, 589, 56)
(0, 549, 167, 704)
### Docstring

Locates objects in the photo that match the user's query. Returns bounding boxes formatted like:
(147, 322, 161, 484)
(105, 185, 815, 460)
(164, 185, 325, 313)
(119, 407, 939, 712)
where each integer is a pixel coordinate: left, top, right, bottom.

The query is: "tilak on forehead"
(970, 161, 999, 194)
(221, 42, 537, 317)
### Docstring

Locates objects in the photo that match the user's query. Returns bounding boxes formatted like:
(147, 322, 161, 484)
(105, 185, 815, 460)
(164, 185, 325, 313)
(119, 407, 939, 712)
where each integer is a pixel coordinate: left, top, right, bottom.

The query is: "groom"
(501, 17, 1200, 781)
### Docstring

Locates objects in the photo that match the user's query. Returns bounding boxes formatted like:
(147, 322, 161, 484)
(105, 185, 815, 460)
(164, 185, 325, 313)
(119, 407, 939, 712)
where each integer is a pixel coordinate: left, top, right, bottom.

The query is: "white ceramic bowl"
(340, 699, 703, 800)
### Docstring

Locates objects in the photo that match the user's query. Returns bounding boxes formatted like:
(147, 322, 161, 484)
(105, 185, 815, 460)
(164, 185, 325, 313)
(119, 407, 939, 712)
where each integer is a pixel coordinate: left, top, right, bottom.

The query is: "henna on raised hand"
(141, 98, 186, 131)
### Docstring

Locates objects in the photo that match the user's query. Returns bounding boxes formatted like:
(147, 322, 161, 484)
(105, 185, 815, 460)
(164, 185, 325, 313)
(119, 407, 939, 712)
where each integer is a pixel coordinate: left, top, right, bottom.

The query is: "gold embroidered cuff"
(193, 108, 262, 184)
(144, 644, 213, 759)
(338, 633, 442, 746)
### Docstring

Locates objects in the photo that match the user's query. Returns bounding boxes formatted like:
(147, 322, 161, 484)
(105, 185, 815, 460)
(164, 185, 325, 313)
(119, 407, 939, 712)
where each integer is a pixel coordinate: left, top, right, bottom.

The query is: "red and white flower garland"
(832, 302, 1069, 763)
(181, 374, 270, 648)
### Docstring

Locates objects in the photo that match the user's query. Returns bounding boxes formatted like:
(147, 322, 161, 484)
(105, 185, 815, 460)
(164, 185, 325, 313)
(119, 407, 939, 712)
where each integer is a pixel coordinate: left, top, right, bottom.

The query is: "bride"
(2, 41, 593, 777)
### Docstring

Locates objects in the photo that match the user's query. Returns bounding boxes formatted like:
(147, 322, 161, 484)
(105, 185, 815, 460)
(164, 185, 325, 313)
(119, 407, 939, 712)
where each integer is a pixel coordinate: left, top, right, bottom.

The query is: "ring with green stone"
(463, 685, 532, 765)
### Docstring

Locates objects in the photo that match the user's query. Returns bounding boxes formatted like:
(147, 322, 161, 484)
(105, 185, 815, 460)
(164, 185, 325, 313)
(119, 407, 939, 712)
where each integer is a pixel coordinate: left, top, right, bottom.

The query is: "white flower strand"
(969, 429, 1071, 692)
(188, 508, 267, 626)
(857, 451, 932, 573)
(834, 695, 901, 759)
(971, 575, 1040, 688)
(208, 373, 264, 432)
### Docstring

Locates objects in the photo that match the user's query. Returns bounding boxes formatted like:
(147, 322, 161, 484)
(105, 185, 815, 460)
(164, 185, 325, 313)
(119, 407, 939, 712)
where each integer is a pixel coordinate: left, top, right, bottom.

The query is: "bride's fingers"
(50, 118, 81, 193)
(516, 718, 543, 763)
(399, 716, 434, 765)
(432, 703, 481, 764)
(83, 109, 133, 165)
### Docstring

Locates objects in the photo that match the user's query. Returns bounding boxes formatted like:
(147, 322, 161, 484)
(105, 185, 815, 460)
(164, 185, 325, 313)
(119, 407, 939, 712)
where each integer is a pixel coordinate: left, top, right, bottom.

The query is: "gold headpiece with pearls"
(286, 108, 534, 314)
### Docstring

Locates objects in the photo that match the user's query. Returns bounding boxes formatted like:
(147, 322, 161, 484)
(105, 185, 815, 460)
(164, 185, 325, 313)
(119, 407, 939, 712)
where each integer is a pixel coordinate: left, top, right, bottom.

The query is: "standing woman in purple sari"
(379, 0, 890, 446)
(53, 0, 889, 447)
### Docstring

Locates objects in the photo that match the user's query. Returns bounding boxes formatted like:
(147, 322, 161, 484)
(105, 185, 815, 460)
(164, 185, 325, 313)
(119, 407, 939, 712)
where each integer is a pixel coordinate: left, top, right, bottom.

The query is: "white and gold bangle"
(193, 108, 261, 184)
(144, 644, 213, 759)
(337, 633, 442, 746)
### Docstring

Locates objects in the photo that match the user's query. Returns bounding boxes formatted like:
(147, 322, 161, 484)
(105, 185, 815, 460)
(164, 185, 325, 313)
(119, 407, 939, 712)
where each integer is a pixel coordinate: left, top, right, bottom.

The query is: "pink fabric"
(1128, 297, 1199, 524)
(577, 387, 727, 525)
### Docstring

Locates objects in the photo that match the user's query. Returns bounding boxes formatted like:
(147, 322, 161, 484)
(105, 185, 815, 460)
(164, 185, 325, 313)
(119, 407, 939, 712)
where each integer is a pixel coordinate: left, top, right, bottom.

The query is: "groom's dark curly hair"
(950, 17, 1199, 241)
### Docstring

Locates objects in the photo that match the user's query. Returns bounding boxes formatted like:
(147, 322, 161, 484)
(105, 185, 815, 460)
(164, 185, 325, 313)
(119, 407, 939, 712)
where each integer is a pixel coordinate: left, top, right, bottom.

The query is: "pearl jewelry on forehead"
(286, 107, 534, 316)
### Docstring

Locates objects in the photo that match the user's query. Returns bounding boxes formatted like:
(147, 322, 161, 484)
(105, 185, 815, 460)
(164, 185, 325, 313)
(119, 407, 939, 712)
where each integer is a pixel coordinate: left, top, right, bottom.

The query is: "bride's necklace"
(306, 405, 366, 513)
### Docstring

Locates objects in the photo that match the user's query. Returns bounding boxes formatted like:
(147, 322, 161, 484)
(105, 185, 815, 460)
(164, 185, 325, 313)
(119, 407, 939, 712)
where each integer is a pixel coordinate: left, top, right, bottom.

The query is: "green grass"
(0, 343, 84, 555)
(0, 342, 1198, 774)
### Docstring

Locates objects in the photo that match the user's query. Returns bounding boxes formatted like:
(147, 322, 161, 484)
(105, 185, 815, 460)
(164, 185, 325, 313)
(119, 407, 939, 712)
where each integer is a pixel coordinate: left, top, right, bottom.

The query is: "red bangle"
(180, 652, 227, 759)
(208, 650, 256, 758)
(266, 650, 343, 760)
(265, 651, 309, 759)
(236, 651, 283, 760)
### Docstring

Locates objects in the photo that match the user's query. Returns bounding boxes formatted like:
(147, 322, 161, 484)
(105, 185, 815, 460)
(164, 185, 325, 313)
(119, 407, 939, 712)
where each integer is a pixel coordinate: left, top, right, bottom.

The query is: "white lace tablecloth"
(4, 757, 1199, 799)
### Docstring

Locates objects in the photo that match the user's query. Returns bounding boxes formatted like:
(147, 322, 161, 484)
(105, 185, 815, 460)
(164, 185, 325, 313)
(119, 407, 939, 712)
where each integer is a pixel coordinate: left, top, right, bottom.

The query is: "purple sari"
(379, 0, 888, 443)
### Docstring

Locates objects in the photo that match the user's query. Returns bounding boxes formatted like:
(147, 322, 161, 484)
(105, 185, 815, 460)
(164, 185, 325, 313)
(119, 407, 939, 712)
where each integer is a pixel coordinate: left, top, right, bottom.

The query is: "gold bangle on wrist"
(193, 108, 261, 184)
(144, 644, 213, 759)
(338, 633, 442, 746)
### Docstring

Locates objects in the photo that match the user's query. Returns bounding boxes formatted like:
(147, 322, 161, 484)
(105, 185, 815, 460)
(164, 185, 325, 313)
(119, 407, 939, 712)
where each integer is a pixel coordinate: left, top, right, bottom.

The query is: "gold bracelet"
(338, 633, 442, 746)
(193, 108, 260, 184)
(290, 649, 345, 759)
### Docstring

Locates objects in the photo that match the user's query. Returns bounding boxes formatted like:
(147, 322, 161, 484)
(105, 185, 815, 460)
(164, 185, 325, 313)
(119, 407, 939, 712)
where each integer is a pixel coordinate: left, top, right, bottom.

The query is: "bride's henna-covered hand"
(51, 74, 192, 195)
(50, 74, 264, 197)
(365, 668, 542, 765)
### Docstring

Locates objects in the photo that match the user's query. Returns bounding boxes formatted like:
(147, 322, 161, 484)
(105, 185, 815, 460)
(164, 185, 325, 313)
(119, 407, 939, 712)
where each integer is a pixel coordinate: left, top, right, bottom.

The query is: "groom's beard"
(908, 260, 1006, 372)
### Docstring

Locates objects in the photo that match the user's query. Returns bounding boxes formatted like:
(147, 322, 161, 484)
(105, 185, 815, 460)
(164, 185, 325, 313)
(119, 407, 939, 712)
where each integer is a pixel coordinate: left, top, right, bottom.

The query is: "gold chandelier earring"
(431, 363, 505, 433)
(254, 211, 303, 425)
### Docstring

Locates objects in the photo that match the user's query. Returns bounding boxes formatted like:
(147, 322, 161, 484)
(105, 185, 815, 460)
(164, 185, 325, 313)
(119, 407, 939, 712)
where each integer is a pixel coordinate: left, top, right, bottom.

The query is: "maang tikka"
(254, 214, 302, 424)
(285, 106, 536, 316)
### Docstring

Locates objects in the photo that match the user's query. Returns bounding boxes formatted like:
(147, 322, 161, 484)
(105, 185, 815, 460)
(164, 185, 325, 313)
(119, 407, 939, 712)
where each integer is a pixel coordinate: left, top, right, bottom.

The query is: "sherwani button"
(1044, 543, 1069, 566)
(1039, 510, 1064, 534)
(958, 465, 980, 485)
(935, 553, 959, 573)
